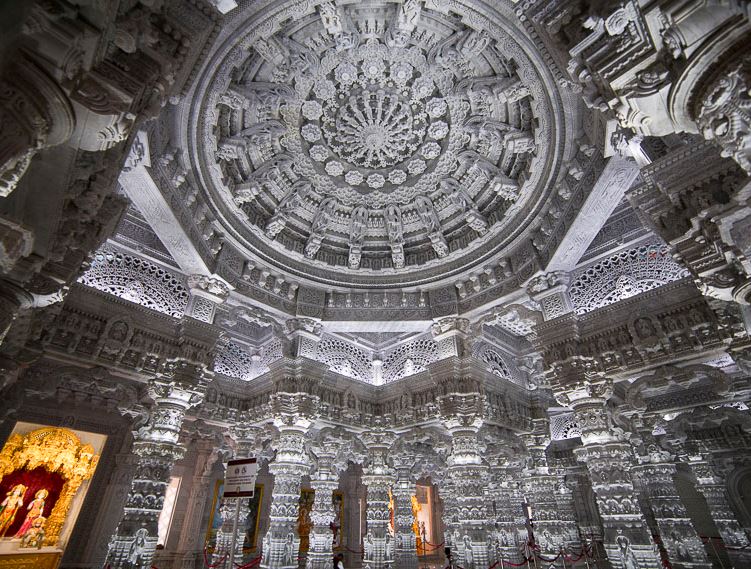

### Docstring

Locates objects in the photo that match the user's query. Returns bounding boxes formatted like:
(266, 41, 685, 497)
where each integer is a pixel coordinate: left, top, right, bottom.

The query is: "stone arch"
(674, 467, 730, 567)
(726, 466, 751, 530)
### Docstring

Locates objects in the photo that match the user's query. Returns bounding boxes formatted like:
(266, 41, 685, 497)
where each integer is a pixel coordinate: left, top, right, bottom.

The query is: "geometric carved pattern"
(570, 243, 690, 315)
(473, 342, 527, 387)
(191, 297, 216, 323)
(78, 250, 189, 317)
(550, 412, 581, 441)
(215, 340, 283, 382)
(382, 338, 440, 383)
(316, 337, 373, 383)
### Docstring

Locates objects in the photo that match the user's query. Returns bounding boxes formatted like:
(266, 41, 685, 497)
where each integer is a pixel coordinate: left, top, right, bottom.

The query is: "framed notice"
(223, 458, 258, 498)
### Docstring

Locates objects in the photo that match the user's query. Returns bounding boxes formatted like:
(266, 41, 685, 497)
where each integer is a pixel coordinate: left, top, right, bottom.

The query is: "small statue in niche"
(19, 516, 46, 549)
(15, 488, 48, 537)
(0, 484, 26, 536)
(127, 528, 149, 567)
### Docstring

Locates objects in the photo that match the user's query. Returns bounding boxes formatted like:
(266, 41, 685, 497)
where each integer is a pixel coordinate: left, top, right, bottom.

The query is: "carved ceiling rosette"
(185, 0, 575, 292)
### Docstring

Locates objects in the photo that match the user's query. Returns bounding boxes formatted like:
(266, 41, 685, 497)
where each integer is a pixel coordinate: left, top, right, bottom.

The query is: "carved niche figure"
(696, 64, 751, 174)
(127, 528, 149, 566)
(0, 484, 26, 536)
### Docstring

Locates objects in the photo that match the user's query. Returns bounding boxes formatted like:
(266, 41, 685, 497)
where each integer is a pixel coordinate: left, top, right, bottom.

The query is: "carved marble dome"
(187, 0, 577, 289)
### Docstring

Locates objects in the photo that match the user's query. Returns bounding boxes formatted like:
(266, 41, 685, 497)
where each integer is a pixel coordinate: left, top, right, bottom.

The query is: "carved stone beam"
(118, 131, 211, 276)
(546, 156, 639, 271)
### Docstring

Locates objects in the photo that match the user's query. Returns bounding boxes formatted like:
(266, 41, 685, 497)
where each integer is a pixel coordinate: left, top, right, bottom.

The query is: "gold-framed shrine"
(0, 423, 103, 567)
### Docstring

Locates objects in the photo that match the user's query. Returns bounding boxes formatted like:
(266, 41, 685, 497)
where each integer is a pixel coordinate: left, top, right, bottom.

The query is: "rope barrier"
(203, 545, 228, 568)
(234, 554, 263, 569)
(699, 534, 751, 550)
(418, 540, 446, 554)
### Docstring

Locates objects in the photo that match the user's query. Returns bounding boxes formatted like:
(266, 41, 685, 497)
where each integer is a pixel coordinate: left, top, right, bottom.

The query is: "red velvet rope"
(234, 554, 263, 569)
(203, 545, 228, 568)
(699, 534, 751, 550)
(419, 540, 446, 553)
(499, 559, 530, 567)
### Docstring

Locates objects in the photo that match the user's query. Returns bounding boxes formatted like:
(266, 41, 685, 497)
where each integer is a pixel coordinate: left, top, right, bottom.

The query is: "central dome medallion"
(193, 0, 570, 288)
(304, 42, 445, 191)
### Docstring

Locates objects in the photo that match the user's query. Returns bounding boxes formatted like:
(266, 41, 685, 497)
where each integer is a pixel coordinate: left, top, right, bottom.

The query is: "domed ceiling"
(188, 0, 576, 290)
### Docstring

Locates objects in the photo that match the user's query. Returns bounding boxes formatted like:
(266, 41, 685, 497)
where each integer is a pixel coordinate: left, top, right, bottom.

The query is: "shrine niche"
(297, 489, 315, 554)
(0, 423, 103, 567)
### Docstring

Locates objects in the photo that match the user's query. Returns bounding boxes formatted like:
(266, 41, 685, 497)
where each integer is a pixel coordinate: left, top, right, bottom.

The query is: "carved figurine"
(15, 488, 48, 537)
(19, 516, 45, 549)
(127, 528, 149, 566)
(0, 484, 26, 536)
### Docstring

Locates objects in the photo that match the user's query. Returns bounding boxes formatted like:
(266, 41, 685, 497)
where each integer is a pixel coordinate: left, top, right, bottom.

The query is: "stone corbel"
(0, 57, 75, 197)
(186, 274, 232, 323)
(526, 270, 573, 321)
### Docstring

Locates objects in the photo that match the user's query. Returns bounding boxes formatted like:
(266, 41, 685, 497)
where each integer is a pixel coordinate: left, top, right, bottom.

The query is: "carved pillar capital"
(527, 271, 573, 321)
(186, 274, 231, 323)
(695, 62, 751, 174)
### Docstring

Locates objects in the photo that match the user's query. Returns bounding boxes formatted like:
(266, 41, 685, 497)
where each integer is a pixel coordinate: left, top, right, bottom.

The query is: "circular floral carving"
(197, 0, 560, 288)
(345, 170, 364, 185)
(388, 169, 407, 184)
(367, 173, 386, 188)
(325, 160, 345, 176)
(301, 124, 322, 142)
(324, 89, 422, 169)
(309, 145, 329, 162)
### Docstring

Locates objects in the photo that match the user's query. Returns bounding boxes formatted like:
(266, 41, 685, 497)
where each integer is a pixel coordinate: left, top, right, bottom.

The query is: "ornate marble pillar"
(307, 452, 340, 569)
(631, 448, 712, 569)
(0, 55, 75, 197)
(520, 421, 579, 558)
(392, 466, 418, 569)
(213, 425, 262, 568)
(438, 476, 458, 551)
(105, 360, 209, 568)
(174, 437, 224, 569)
(261, 392, 318, 569)
(688, 458, 751, 568)
(439, 393, 490, 569)
(486, 460, 527, 566)
(554, 370, 662, 569)
(360, 429, 397, 569)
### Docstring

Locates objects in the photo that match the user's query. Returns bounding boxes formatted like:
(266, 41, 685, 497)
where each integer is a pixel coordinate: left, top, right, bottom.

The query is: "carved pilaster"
(631, 453, 712, 569)
(105, 362, 209, 568)
(486, 460, 527, 567)
(687, 458, 751, 568)
(392, 466, 418, 569)
(360, 429, 397, 569)
(173, 437, 224, 569)
(551, 367, 662, 569)
(260, 392, 318, 569)
(520, 421, 579, 557)
(213, 424, 263, 568)
(439, 394, 490, 569)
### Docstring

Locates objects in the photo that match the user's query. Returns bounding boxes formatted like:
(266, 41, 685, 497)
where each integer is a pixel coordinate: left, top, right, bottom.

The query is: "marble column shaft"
(105, 369, 206, 569)
(392, 467, 418, 569)
(214, 428, 260, 569)
(571, 394, 662, 569)
(632, 461, 712, 569)
(261, 428, 311, 569)
(308, 461, 340, 569)
(362, 473, 395, 569)
(486, 466, 527, 566)
(688, 459, 751, 568)
(521, 428, 579, 557)
(175, 442, 222, 569)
